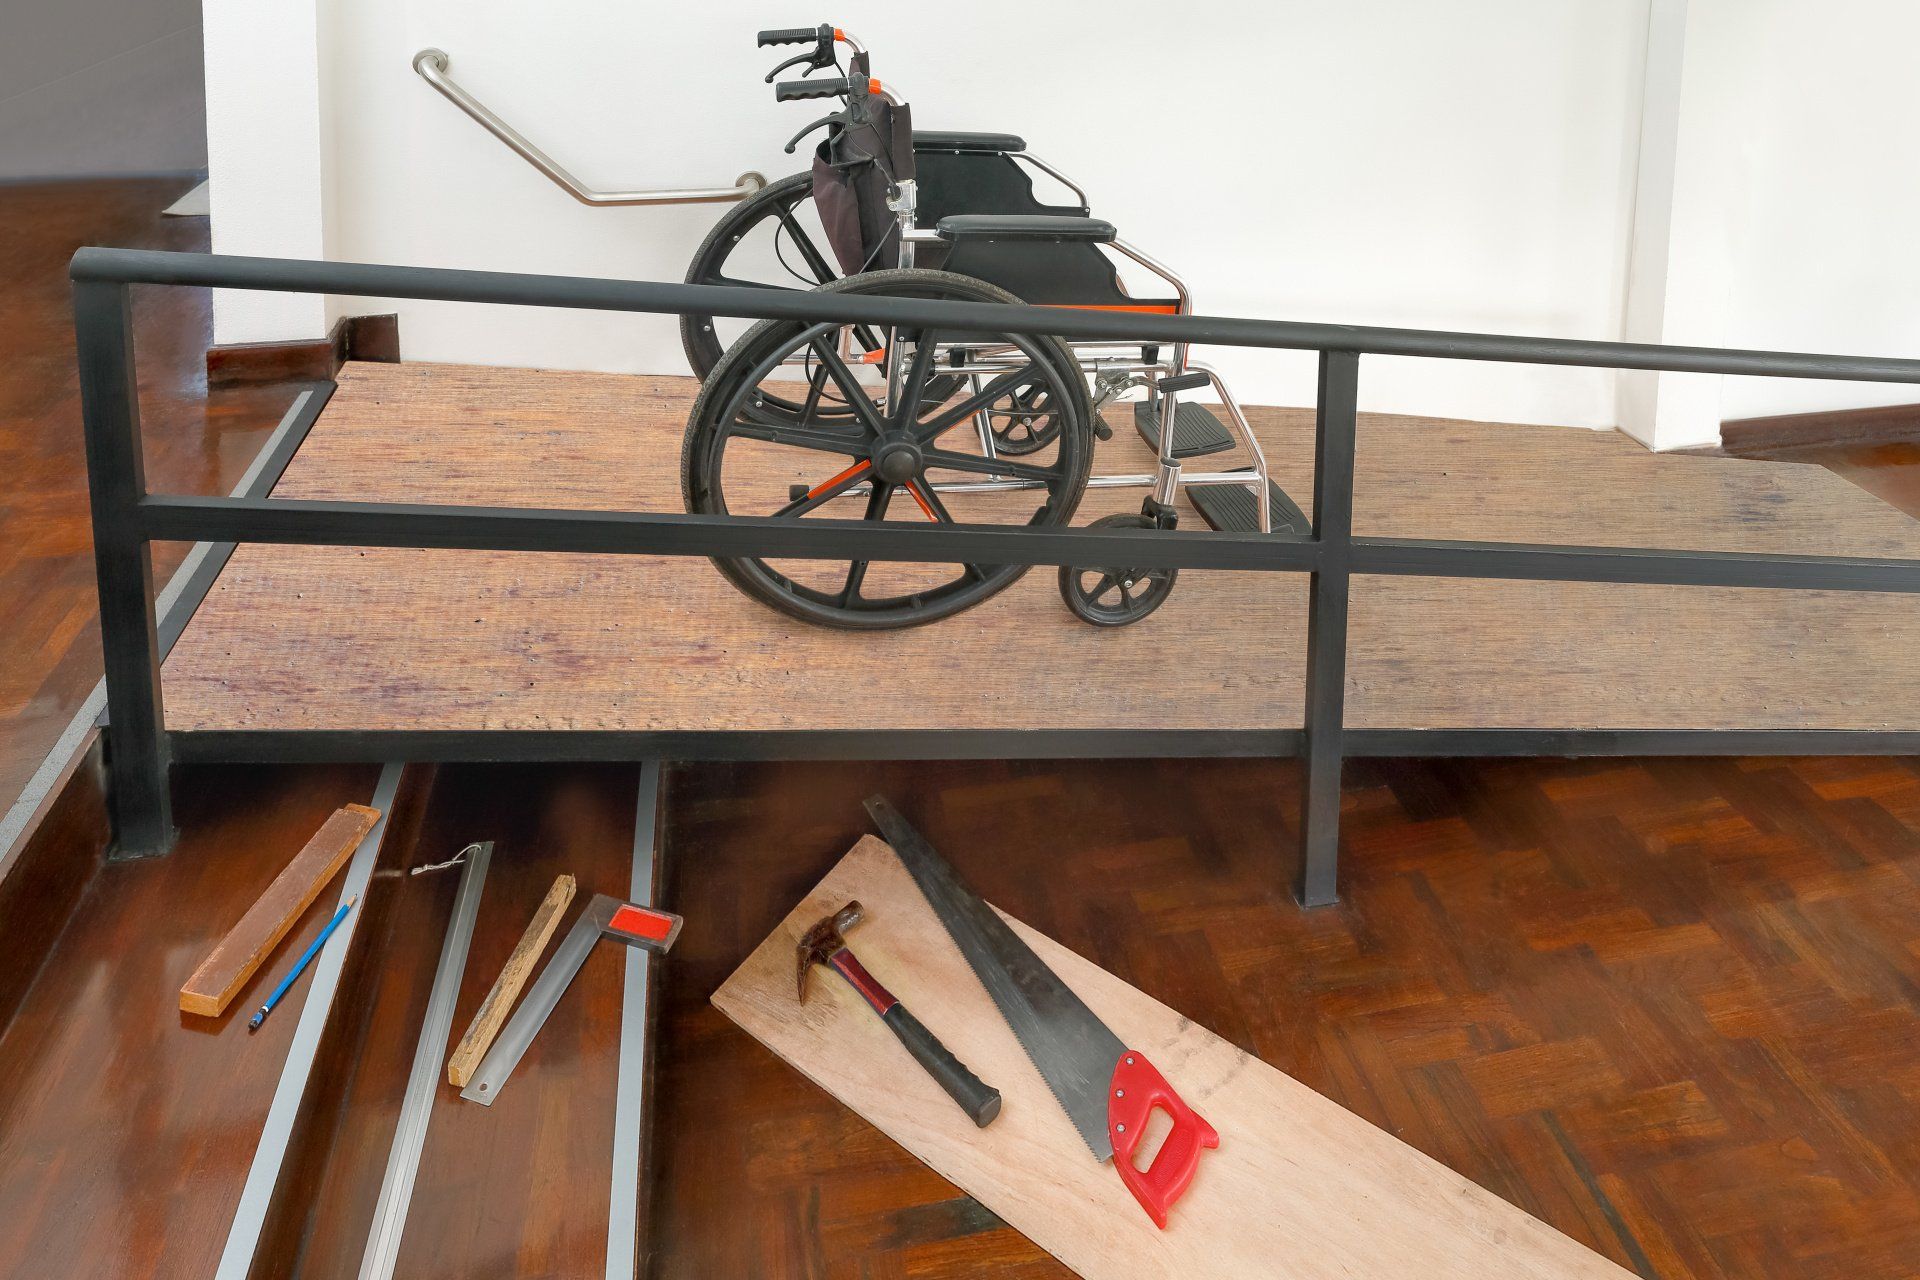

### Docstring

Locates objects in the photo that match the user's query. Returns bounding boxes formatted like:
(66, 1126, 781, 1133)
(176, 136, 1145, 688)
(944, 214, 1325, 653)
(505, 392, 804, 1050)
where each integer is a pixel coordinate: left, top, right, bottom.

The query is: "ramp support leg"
(1297, 351, 1358, 907)
(74, 280, 174, 857)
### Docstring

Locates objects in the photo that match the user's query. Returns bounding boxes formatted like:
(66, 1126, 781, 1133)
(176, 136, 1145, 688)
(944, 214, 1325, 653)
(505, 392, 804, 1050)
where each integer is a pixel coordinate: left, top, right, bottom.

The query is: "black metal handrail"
(69, 246, 1920, 906)
(72, 246, 1920, 382)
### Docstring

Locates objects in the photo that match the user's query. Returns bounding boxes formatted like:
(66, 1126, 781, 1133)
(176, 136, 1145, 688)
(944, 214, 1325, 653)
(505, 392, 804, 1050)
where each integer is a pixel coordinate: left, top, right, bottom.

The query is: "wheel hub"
(872, 438, 924, 484)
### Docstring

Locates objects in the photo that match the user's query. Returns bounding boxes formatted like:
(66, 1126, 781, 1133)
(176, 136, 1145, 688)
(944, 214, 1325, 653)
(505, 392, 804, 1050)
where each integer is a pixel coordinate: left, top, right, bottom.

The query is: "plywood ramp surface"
(713, 835, 1636, 1279)
(161, 361, 1920, 733)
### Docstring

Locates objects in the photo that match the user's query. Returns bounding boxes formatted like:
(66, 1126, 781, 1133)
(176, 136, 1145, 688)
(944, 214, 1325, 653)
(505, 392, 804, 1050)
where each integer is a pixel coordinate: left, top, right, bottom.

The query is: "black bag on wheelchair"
(810, 53, 914, 275)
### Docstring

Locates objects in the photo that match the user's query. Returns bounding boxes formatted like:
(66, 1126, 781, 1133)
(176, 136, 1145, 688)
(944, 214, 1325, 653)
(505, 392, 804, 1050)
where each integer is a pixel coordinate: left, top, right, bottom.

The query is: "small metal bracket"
(412, 48, 766, 207)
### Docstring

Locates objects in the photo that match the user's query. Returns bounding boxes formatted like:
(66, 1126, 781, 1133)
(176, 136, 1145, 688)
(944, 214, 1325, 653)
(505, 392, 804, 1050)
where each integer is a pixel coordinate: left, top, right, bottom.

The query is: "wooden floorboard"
(0, 177, 302, 807)
(163, 361, 1920, 734)
(0, 762, 382, 1280)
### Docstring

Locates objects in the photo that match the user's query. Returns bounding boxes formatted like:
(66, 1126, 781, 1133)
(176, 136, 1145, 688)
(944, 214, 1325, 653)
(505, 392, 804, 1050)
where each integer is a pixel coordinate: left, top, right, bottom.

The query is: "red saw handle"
(1107, 1050, 1219, 1229)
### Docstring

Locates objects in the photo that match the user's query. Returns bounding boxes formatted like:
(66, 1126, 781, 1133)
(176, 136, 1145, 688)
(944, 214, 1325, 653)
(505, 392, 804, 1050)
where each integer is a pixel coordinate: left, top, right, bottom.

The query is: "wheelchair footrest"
(1187, 479, 1313, 537)
(1133, 400, 1236, 459)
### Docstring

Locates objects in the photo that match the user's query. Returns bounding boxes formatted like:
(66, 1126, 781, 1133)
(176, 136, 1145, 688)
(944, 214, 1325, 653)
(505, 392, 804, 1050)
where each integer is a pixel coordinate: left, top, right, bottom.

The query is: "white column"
(1617, 0, 1764, 450)
(201, 0, 330, 345)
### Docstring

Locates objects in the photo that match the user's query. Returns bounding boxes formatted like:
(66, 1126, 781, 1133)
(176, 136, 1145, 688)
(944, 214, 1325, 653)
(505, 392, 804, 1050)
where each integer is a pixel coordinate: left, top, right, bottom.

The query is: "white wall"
(0, 0, 206, 178)
(221, 0, 1650, 428)
(1714, 0, 1920, 423)
(205, 1, 1920, 442)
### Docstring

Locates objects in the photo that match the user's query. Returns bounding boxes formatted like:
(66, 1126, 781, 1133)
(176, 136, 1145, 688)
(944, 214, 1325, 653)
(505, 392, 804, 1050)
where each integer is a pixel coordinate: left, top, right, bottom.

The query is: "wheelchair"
(681, 25, 1307, 629)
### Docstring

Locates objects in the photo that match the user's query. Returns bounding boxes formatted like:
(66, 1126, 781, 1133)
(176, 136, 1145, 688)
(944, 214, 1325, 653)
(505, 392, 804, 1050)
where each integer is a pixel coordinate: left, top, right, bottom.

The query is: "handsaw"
(865, 795, 1218, 1229)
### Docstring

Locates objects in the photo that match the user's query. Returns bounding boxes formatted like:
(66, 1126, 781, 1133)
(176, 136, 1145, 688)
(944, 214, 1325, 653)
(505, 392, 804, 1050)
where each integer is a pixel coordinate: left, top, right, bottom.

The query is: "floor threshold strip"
(607, 759, 663, 1280)
(357, 838, 494, 1280)
(214, 760, 404, 1280)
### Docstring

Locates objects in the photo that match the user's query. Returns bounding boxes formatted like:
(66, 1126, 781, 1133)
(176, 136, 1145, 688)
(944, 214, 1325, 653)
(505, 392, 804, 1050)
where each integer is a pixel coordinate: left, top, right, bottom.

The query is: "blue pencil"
(248, 896, 357, 1032)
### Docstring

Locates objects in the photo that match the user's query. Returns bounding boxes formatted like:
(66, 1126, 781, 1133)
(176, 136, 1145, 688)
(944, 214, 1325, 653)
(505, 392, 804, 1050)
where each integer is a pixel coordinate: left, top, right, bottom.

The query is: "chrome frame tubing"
(1012, 154, 1090, 209)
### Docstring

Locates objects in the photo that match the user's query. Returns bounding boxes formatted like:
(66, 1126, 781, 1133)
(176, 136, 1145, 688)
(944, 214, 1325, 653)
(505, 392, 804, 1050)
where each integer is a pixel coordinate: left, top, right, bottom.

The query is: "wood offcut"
(715, 835, 1636, 1279)
(447, 872, 576, 1087)
(180, 803, 381, 1016)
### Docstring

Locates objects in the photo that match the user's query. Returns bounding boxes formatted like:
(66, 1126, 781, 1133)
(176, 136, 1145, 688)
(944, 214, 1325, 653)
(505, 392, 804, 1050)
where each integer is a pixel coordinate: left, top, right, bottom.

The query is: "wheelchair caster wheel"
(991, 384, 1066, 455)
(1059, 513, 1178, 627)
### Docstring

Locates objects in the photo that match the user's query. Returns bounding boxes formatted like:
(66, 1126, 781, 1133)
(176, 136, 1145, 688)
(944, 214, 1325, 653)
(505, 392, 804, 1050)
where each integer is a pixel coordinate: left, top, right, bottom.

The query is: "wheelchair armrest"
(913, 130, 1026, 154)
(934, 214, 1117, 243)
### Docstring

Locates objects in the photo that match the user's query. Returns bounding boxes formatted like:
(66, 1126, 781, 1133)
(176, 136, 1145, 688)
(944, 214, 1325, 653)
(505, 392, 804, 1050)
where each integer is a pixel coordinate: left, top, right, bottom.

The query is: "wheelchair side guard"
(913, 149, 1080, 228)
(938, 237, 1179, 310)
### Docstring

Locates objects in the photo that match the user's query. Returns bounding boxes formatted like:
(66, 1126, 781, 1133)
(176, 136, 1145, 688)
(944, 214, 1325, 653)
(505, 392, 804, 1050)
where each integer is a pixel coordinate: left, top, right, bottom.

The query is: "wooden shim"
(446, 873, 577, 1087)
(179, 803, 381, 1016)
(714, 837, 1638, 1280)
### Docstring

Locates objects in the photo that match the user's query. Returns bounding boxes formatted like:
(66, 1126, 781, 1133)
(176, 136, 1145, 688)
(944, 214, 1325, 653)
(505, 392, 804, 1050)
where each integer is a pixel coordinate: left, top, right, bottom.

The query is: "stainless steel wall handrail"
(412, 49, 766, 206)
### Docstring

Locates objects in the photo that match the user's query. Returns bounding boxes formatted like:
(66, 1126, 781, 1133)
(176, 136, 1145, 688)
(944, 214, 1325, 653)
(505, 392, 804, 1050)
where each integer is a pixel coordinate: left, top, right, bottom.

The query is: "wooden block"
(714, 837, 1637, 1279)
(447, 873, 577, 1087)
(179, 803, 381, 1017)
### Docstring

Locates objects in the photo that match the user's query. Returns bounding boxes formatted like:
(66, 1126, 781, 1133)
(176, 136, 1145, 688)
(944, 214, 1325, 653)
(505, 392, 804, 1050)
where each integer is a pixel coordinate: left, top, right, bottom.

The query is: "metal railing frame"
(70, 247, 1920, 904)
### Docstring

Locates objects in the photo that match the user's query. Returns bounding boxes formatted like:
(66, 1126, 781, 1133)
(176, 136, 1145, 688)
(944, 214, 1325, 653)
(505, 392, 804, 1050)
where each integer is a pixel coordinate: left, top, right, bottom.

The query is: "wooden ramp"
(713, 834, 1637, 1279)
(161, 361, 1920, 735)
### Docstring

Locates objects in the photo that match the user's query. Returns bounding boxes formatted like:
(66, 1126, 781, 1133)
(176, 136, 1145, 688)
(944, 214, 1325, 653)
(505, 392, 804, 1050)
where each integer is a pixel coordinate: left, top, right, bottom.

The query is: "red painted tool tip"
(606, 903, 682, 952)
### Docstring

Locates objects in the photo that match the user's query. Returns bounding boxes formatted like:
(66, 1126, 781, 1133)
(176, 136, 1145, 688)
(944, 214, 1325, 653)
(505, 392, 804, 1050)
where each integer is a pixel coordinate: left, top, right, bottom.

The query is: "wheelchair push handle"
(775, 77, 849, 102)
(757, 25, 829, 47)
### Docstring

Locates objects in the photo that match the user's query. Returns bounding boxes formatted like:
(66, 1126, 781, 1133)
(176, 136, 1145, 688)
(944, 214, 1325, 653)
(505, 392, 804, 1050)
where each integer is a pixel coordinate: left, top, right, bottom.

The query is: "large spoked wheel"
(681, 172, 841, 383)
(681, 173, 1056, 453)
(681, 269, 1095, 630)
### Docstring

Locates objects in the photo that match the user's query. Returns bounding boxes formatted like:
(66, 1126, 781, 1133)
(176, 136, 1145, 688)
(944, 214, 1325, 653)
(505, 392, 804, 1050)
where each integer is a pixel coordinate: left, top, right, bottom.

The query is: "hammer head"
(795, 900, 865, 1003)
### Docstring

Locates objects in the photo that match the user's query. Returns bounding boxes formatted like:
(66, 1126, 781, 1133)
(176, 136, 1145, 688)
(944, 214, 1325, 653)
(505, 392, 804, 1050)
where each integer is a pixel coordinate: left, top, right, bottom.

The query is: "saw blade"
(865, 795, 1123, 1162)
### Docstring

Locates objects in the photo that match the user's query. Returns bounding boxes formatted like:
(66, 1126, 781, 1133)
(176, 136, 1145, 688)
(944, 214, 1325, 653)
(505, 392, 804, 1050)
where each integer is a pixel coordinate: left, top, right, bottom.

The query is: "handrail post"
(74, 279, 174, 856)
(1297, 350, 1359, 906)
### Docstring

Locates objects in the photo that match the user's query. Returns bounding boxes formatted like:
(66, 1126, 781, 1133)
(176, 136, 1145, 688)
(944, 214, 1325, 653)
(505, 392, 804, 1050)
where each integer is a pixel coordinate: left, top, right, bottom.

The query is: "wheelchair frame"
(782, 51, 1281, 540)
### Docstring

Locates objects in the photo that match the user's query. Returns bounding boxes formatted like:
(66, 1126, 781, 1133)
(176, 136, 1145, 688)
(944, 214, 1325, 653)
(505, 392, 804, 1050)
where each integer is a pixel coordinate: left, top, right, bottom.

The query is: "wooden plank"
(446, 871, 576, 1087)
(158, 361, 1920, 735)
(179, 802, 380, 1016)
(713, 835, 1638, 1279)
(1721, 401, 1920, 457)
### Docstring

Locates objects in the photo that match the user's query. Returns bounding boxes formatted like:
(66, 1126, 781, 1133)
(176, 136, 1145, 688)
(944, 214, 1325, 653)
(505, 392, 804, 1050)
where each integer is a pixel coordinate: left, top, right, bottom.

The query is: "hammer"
(798, 901, 1001, 1127)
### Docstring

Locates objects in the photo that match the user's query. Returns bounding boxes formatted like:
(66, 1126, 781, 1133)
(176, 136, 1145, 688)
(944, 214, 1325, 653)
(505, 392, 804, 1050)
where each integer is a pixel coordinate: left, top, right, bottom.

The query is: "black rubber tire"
(681, 171, 821, 382)
(1058, 513, 1179, 626)
(682, 268, 1095, 630)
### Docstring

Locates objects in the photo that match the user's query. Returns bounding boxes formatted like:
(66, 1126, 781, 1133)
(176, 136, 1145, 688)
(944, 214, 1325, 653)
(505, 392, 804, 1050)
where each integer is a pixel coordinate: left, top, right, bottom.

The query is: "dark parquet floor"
(0, 176, 298, 807)
(652, 755, 1920, 1278)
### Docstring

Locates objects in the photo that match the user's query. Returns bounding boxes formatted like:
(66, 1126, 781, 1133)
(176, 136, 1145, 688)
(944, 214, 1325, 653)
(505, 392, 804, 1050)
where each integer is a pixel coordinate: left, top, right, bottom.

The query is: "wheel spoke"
(840, 559, 871, 606)
(835, 481, 895, 605)
(800, 361, 830, 422)
(922, 450, 1064, 484)
(1089, 572, 1120, 603)
(727, 418, 869, 457)
(809, 339, 889, 436)
(774, 208, 838, 285)
(889, 334, 942, 429)
(912, 366, 1043, 442)
(775, 460, 872, 516)
(908, 479, 955, 523)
